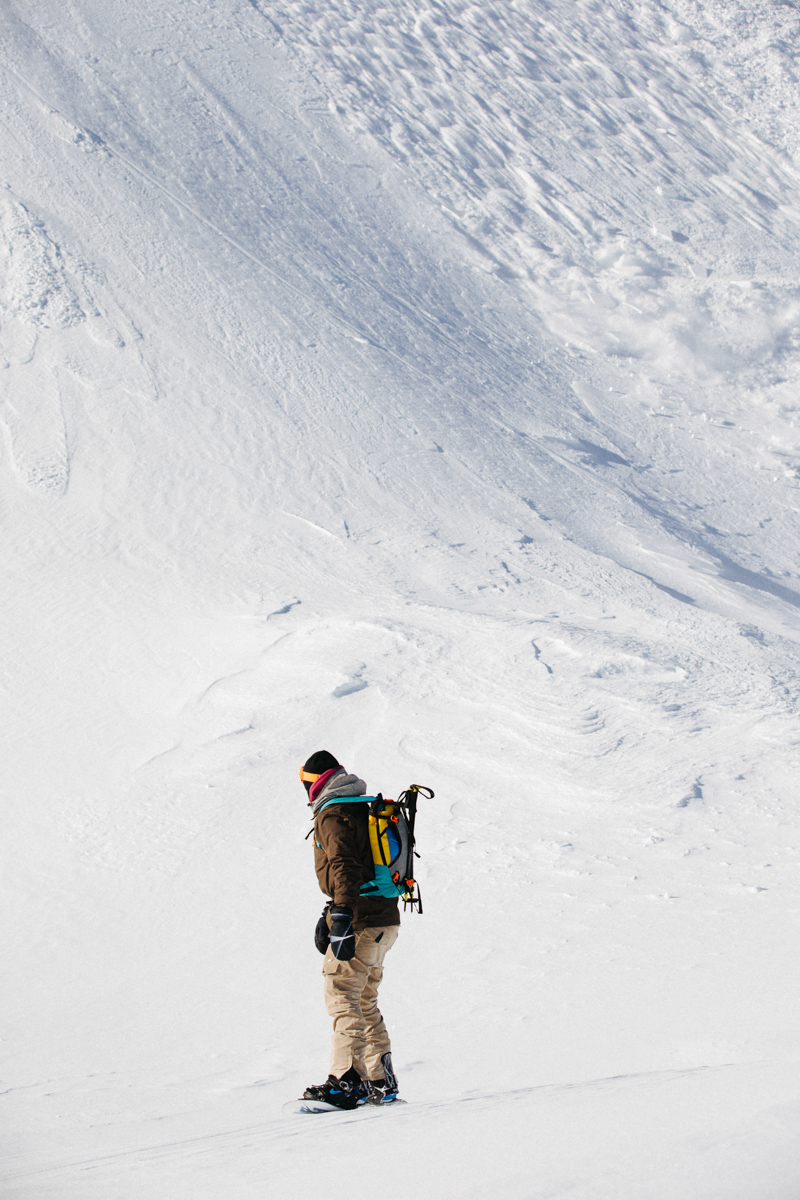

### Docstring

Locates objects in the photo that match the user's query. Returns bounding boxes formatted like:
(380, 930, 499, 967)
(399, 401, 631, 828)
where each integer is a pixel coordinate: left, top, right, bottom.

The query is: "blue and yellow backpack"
(316, 785, 433, 912)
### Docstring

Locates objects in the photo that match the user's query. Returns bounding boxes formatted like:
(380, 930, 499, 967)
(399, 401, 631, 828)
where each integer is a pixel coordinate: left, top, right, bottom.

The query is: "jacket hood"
(310, 768, 367, 814)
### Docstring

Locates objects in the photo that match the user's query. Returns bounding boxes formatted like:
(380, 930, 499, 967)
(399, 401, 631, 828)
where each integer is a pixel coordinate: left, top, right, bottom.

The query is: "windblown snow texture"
(1, 1, 799, 1197)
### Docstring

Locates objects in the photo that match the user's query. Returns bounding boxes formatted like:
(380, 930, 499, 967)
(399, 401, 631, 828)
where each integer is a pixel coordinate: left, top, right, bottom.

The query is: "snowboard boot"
(367, 1051, 399, 1104)
(302, 1065, 368, 1110)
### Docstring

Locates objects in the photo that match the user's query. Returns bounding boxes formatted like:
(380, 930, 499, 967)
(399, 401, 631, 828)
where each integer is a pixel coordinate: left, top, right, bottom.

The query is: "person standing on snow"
(299, 750, 400, 1110)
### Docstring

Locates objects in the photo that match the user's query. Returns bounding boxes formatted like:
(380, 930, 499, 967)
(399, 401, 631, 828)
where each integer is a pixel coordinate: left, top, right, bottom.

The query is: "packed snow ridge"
(1, 1, 799, 1197)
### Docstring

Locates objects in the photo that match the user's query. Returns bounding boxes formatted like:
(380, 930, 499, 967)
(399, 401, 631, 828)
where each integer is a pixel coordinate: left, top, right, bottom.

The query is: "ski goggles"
(299, 768, 322, 783)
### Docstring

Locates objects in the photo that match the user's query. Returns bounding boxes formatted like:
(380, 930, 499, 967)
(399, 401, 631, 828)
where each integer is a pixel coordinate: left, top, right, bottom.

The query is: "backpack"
(317, 784, 434, 913)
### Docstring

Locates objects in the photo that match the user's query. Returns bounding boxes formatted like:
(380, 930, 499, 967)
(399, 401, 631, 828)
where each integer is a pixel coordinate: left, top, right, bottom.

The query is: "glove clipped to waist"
(314, 903, 331, 955)
(328, 903, 356, 961)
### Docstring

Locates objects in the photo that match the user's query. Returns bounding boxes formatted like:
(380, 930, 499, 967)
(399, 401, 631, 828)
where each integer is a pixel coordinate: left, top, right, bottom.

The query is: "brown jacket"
(313, 801, 400, 930)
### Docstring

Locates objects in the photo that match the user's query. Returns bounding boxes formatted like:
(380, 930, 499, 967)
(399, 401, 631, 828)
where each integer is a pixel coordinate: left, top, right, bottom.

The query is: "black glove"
(314, 904, 331, 955)
(329, 904, 356, 961)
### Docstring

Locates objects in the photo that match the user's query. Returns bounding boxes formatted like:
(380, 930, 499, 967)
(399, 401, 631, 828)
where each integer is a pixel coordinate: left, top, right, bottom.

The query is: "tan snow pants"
(322, 925, 399, 1080)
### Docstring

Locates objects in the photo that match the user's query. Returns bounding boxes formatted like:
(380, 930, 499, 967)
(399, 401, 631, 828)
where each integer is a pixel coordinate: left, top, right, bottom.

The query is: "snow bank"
(1, 1, 799, 1196)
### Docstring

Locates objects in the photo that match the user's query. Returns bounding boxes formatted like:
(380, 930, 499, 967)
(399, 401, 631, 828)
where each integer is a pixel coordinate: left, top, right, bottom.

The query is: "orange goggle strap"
(299, 768, 322, 783)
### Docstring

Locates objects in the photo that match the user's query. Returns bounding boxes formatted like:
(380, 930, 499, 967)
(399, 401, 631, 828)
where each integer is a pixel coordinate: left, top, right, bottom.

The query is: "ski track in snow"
(1, 1, 800, 1197)
(4, 1064, 800, 1199)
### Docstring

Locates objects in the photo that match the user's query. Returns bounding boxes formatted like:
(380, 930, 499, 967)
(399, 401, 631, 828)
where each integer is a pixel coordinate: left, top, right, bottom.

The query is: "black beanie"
(301, 749, 340, 794)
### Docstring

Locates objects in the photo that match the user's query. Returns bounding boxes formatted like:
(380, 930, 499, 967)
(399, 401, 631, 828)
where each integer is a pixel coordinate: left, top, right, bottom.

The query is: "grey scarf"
(311, 769, 367, 816)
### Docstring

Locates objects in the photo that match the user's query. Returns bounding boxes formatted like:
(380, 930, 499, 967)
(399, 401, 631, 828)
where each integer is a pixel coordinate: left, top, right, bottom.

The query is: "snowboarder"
(299, 750, 401, 1110)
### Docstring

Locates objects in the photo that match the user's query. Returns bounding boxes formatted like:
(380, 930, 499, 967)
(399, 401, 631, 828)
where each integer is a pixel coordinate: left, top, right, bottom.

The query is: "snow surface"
(2, 0, 800, 1196)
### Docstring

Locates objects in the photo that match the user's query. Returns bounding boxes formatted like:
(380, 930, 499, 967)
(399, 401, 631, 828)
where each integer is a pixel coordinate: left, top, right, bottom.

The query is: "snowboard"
(283, 1098, 406, 1115)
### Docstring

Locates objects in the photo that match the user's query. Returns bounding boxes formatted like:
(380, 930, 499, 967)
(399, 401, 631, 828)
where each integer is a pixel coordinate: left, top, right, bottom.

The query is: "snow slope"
(1, 1, 799, 1196)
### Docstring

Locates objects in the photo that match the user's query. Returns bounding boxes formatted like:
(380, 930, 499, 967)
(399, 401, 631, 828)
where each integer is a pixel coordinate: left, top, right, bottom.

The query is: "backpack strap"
(315, 794, 379, 815)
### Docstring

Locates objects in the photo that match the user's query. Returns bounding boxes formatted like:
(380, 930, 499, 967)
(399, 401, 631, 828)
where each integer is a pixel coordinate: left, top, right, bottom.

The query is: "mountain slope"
(1, 2, 799, 1197)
